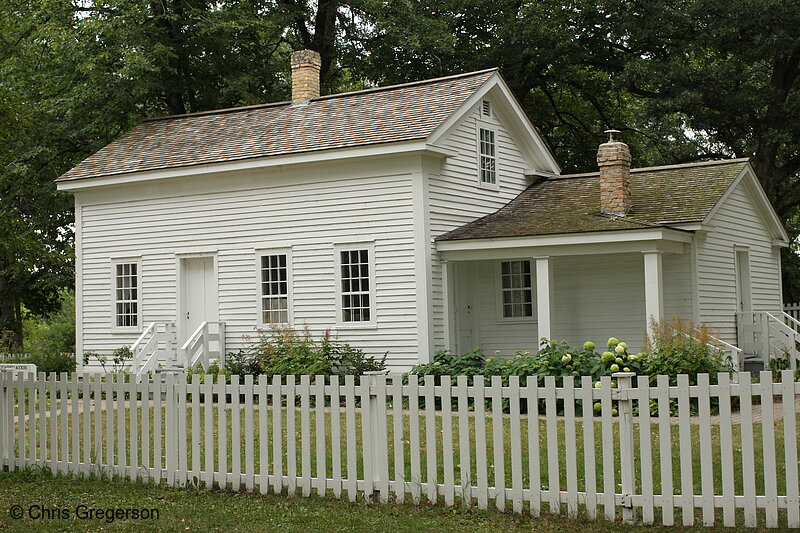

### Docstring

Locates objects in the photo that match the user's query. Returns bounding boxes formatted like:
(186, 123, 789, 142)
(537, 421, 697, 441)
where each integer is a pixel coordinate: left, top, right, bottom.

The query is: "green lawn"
(0, 469, 787, 533)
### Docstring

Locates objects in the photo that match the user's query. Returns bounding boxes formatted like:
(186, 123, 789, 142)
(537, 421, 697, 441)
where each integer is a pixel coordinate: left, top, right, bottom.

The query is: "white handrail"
(130, 321, 176, 381)
(180, 322, 208, 369)
(131, 322, 156, 355)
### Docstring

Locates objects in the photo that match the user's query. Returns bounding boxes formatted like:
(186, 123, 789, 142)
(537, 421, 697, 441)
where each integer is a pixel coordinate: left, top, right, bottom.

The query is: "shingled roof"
(57, 69, 497, 182)
(437, 159, 750, 241)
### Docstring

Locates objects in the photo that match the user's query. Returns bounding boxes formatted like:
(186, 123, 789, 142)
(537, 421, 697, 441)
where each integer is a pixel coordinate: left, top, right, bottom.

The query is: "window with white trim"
(114, 262, 139, 328)
(500, 260, 533, 318)
(260, 253, 289, 323)
(479, 127, 497, 184)
(339, 249, 372, 322)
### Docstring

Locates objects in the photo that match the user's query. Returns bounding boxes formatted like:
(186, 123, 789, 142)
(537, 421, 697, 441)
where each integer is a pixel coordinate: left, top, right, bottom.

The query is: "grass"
(0, 468, 790, 532)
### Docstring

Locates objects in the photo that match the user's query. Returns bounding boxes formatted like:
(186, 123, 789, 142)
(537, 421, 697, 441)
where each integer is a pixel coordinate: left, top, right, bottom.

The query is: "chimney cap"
(604, 129, 622, 142)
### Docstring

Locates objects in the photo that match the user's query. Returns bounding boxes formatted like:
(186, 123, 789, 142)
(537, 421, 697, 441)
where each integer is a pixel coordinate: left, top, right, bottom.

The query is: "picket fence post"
(613, 372, 637, 525)
(364, 371, 384, 503)
(0, 373, 8, 470)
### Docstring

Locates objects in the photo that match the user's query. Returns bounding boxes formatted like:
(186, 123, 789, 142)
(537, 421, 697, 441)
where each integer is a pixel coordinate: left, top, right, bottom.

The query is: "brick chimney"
(290, 49, 321, 104)
(597, 129, 632, 216)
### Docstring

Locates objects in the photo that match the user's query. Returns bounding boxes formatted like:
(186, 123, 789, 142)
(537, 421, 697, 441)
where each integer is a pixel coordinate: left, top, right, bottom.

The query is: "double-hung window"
(113, 261, 140, 328)
(478, 126, 497, 185)
(499, 260, 533, 319)
(339, 248, 373, 323)
(259, 252, 290, 324)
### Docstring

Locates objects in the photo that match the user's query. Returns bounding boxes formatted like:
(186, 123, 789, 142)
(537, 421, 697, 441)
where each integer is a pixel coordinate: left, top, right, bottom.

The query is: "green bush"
(642, 317, 732, 385)
(22, 290, 75, 356)
(194, 325, 387, 378)
(3, 352, 76, 374)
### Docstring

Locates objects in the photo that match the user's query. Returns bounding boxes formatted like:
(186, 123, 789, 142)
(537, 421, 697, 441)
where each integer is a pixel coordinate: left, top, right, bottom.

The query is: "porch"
(436, 228, 796, 371)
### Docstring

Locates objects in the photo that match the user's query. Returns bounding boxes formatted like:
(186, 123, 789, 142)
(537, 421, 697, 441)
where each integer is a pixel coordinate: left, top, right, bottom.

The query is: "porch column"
(535, 256, 554, 341)
(442, 260, 457, 352)
(643, 251, 664, 337)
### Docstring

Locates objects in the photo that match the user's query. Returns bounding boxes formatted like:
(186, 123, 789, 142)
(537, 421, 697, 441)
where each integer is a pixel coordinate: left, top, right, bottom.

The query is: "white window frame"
(334, 243, 376, 328)
(495, 259, 535, 323)
(256, 248, 293, 326)
(476, 120, 499, 190)
(110, 258, 142, 332)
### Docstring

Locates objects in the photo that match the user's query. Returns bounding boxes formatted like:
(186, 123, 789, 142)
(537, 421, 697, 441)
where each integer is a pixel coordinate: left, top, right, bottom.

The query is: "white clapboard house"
(57, 50, 795, 376)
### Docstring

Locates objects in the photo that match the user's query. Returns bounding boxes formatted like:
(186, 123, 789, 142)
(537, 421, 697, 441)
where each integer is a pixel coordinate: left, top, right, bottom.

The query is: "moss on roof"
(437, 159, 749, 241)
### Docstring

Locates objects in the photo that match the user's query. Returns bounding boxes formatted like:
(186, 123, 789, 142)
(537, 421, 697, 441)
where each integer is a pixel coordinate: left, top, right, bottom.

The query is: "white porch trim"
(643, 250, 664, 337)
(436, 228, 692, 261)
(534, 256, 554, 341)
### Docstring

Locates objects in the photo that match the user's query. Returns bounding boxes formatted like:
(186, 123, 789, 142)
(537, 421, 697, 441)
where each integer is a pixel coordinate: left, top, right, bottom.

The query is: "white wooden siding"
(77, 156, 420, 371)
(462, 252, 692, 355)
(427, 101, 537, 353)
(695, 176, 783, 345)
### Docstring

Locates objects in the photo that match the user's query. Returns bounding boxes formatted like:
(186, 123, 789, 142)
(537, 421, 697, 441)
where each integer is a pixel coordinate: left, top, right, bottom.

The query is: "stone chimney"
(290, 49, 321, 104)
(597, 129, 632, 216)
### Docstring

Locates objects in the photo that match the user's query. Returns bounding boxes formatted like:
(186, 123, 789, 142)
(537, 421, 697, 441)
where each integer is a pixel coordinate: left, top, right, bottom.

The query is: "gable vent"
(481, 100, 491, 117)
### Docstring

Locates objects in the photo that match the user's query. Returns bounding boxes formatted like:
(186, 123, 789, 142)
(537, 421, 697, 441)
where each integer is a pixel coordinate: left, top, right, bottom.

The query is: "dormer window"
(478, 126, 497, 185)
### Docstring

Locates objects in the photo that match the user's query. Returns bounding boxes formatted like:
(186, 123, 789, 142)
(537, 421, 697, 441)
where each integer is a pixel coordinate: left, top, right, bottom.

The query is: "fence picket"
(129, 376, 139, 479)
(580, 376, 596, 520)
(441, 376, 455, 508)
(391, 375, 405, 503)
(760, 371, 778, 528)
(456, 375, 471, 508)
(166, 374, 177, 486)
(677, 374, 693, 526)
(153, 375, 163, 484)
(191, 375, 200, 485)
(376, 375, 390, 503)
(656, 374, 674, 526)
(739, 372, 757, 527)
(244, 374, 255, 493)
(38, 374, 47, 469)
(408, 375, 422, 505)
(600, 375, 614, 521)
(508, 375, 523, 514)
(231, 374, 241, 491)
(285, 376, 297, 496)
(344, 375, 357, 502)
(177, 374, 188, 486)
(257, 375, 269, 495)
(315, 375, 327, 497)
(49, 373, 58, 474)
(203, 375, 214, 488)
(216, 374, 227, 489)
(491, 375, 506, 512)
(300, 375, 312, 498)
(59, 373, 69, 474)
(781, 370, 799, 529)
(330, 376, 342, 499)
(717, 373, 735, 527)
(423, 375, 438, 505)
(563, 376, 578, 518)
(637, 377, 654, 525)
(526, 376, 541, 517)
(697, 373, 714, 526)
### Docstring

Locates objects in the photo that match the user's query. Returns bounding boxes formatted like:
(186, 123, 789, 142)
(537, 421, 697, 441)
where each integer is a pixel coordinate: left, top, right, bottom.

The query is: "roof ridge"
(552, 157, 750, 180)
(142, 68, 498, 124)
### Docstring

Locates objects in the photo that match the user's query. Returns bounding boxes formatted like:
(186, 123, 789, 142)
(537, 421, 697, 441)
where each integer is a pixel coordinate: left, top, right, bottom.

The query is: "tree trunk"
(0, 275, 23, 351)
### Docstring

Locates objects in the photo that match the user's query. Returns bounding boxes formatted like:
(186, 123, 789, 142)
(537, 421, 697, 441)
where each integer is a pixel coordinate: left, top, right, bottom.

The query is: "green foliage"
(642, 318, 732, 385)
(3, 352, 75, 374)
(192, 325, 387, 378)
(82, 346, 132, 374)
(22, 290, 75, 356)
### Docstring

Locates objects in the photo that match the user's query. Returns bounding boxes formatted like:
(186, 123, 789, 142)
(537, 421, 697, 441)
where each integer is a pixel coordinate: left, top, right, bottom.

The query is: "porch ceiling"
(435, 227, 692, 261)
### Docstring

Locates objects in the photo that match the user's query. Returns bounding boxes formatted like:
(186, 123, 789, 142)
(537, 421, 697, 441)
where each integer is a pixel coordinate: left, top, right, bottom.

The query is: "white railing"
(738, 311, 800, 372)
(2, 371, 798, 528)
(179, 321, 226, 371)
(130, 322, 177, 381)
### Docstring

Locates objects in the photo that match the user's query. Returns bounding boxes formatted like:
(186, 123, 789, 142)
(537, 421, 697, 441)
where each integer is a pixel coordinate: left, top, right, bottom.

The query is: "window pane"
(340, 248, 371, 322)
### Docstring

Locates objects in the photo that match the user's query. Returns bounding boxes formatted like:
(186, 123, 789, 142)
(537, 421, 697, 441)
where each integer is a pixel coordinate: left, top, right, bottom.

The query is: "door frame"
(175, 252, 219, 343)
(734, 247, 752, 314)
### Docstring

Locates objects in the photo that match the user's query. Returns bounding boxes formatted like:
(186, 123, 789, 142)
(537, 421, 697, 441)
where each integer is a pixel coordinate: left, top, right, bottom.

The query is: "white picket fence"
(784, 302, 800, 322)
(1, 371, 798, 528)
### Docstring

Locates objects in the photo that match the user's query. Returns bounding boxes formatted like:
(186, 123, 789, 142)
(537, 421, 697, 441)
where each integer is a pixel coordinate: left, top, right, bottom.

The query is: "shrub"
(642, 317, 732, 384)
(22, 290, 75, 356)
(4, 352, 76, 374)
(198, 325, 387, 378)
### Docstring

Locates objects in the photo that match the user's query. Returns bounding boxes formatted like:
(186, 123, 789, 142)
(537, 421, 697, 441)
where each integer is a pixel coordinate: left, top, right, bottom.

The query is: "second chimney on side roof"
(597, 130, 632, 216)
(290, 49, 321, 104)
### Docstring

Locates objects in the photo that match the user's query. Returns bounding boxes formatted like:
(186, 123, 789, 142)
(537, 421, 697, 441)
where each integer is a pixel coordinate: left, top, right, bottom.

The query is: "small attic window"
(481, 100, 491, 117)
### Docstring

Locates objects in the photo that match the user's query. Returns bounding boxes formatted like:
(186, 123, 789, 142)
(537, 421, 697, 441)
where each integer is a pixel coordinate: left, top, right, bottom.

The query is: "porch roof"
(436, 158, 749, 242)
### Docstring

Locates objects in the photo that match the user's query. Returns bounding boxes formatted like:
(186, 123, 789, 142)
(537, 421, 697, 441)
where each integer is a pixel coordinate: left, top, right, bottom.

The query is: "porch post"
(442, 260, 457, 352)
(535, 256, 554, 342)
(643, 251, 664, 337)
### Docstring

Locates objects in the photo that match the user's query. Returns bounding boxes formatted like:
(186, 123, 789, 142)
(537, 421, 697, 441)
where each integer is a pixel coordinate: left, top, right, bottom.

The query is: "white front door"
(455, 262, 479, 354)
(180, 257, 218, 343)
(735, 250, 752, 313)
